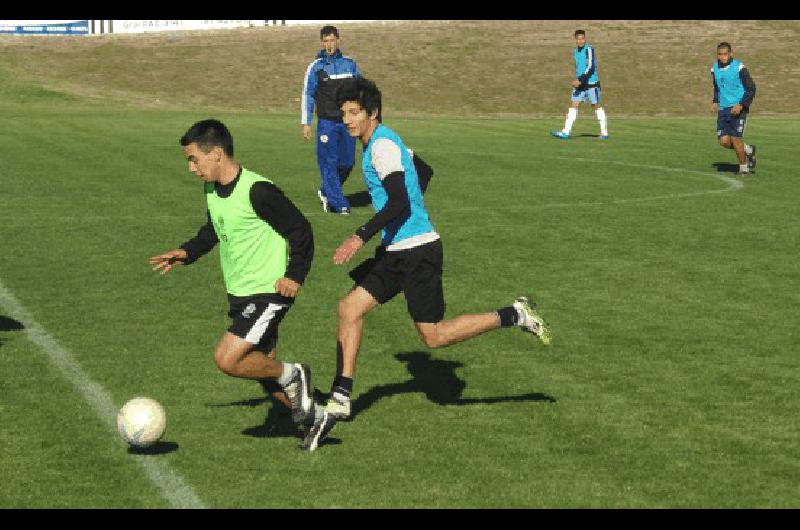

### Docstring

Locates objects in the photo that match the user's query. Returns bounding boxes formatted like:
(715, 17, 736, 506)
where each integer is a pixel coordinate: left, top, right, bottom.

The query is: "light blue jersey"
(363, 124, 437, 249)
(574, 44, 599, 86)
(712, 59, 746, 109)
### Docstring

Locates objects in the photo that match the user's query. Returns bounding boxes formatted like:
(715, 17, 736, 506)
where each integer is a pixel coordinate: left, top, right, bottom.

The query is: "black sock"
(331, 375, 353, 401)
(497, 306, 519, 327)
(259, 378, 283, 396)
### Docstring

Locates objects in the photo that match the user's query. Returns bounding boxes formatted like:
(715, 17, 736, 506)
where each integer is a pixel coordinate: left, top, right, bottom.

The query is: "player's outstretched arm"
(149, 249, 188, 275)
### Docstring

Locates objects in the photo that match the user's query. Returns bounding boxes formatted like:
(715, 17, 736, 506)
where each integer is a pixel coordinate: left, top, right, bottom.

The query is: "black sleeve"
(249, 181, 314, 285)
(355, 172, 410, 243)
(413, 152, 434, 194)
(577, 48, 596, 85)
(179, 210, 218, 265)
(712, 72, 719, 104)
(739, 67, 756, 107)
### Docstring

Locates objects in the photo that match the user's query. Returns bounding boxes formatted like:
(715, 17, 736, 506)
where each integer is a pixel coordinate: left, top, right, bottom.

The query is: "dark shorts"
(227, 294, 293, 351)
(349, 239, 445, 323)
(717, 107, 748, 138)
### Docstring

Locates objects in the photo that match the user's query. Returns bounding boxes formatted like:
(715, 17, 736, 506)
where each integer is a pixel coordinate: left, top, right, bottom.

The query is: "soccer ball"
(117, 397, 166, 448)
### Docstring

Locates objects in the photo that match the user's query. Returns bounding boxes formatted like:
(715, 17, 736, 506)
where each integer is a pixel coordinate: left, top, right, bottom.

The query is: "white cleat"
(513, 296, 552, 345)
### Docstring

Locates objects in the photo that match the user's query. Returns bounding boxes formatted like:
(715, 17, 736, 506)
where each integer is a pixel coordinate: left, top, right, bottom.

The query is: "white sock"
(744, 144, 753, 155)
(739, 164, 749, 173)
(563, 108, 577, 134)
(596, 107, 608, 136)
(277, 362, 296, 387)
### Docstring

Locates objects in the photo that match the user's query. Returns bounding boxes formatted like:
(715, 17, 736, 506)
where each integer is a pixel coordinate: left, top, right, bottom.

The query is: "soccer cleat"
(550, 131, 570, 140)
(600, 134, 609, 140)
(317, 190, 329, 213)
(324, 396, 352, 420)
(283, 363, 313, 424)
(301, 410, 337, 452)
(338, 207, 351, 215)
(737, 170, 750, 177)
(747, 145, 756, 171)
(513, 296, 552, 345)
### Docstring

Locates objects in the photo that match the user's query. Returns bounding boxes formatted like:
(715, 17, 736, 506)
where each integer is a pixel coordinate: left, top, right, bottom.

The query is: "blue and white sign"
(0, 20, 89, 35)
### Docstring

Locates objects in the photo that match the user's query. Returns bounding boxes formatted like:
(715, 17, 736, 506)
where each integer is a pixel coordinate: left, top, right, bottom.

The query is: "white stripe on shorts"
(244, 303, 287, 344)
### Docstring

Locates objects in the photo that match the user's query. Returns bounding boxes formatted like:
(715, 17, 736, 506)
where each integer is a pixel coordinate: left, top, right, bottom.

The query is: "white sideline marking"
(0, 280, 206, 509)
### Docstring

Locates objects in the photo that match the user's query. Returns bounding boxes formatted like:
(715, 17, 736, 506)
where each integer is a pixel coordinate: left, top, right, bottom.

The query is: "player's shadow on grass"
(0, 316, 24, 332)
(209, 395, 306, 439)
(0, 316, 24, 348)
(712, 162, 740, 173)
(345, 191, 372, 208)
(127, 441, 179, 455)
(573, 133, 600, 138)
(347, 351, 556, 420)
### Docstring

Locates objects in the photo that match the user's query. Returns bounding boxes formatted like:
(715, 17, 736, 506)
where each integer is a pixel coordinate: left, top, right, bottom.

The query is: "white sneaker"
(283, 363, 313, 424)
(324, 397, 351, 420)
(513, 296, 552, 345)
(317, 190, 329, 213)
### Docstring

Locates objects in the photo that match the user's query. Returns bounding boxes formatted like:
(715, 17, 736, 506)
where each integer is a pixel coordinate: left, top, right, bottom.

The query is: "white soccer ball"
(117, 397, 166, 448)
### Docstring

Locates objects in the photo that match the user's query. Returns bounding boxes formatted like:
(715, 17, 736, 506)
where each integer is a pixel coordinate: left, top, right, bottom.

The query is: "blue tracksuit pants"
(316, 118, 356, 211)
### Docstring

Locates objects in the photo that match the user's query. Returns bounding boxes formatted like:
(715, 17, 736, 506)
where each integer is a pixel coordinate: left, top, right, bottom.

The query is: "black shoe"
(283, 363, 313, 424)
(747, 145, 757, 171)
(301, 410, 337, 452)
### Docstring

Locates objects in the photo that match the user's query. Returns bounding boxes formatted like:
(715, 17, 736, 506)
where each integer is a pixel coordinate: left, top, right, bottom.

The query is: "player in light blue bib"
(711, 42, 757, 175)
(551, 29, 609, 140)
(298, 76, 554, 451)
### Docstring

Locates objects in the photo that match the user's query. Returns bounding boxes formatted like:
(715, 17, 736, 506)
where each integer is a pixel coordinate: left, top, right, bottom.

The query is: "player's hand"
(731, 104, 743, 116)
(711, 102, 718, 113)
(149, 249, 188, 275)
(571, 79, 581, 88)
(274, 277, 301, 298)
(333, 235, 365, 265)
(302, 124, 312, 140)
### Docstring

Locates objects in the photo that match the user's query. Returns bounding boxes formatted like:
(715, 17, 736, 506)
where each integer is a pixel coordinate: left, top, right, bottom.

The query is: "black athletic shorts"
(227, 293, 293, 351)
(349, 239, 445, 323)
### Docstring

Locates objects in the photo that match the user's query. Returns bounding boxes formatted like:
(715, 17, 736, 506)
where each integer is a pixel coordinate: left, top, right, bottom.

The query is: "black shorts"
(717, 107, 748, 138)
(349, 239, 445, 323)
(227, 294, 293, 351)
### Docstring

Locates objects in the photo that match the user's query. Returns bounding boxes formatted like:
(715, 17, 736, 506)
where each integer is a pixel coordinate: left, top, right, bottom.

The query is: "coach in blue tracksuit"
(711, 41, 757, 176)
(301, 25, 361, 214)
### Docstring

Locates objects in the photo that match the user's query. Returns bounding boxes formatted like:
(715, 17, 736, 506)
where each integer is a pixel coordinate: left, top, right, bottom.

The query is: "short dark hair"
(574, 29, 586, 37)
(320, 25, 339, 39)
(717, 42, 732, 52)
(336, 76, 382, 122)
(180, 119, 234, 156)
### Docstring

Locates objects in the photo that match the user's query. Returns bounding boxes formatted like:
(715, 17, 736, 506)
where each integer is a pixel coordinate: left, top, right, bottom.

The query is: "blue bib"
(362, 125, 435, 246)
(713, 59, 745, 109)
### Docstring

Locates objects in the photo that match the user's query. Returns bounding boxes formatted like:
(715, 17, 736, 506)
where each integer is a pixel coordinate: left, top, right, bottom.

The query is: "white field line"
(0, 279, 207, 509)
(542, 156, 745, 206)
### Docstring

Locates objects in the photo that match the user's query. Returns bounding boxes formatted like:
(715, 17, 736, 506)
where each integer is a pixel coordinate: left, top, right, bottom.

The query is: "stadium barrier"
(0, 20, 90, 35)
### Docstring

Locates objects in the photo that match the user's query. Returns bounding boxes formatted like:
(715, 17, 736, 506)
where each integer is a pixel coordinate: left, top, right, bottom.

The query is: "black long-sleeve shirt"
(180, 173, 314, 285)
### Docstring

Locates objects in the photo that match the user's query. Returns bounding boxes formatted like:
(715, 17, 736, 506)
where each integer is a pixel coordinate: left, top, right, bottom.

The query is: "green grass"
(1, 101, 798, 507)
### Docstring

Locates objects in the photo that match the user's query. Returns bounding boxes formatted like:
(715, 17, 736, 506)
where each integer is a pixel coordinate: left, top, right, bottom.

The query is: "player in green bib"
(149, 119, 318, 433)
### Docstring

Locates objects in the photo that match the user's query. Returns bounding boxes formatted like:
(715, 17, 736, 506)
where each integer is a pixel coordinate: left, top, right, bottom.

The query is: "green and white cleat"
(513, 296, 552, 345)
(323, 397, 351, 420)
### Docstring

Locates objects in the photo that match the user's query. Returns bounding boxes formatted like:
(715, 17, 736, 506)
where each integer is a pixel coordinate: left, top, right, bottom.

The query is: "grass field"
(1, 20, 799, 508)
(1, 102, 798, 508)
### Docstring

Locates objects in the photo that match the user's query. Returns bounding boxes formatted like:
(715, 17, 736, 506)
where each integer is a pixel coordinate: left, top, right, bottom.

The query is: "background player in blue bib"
(551, 29, 609, 140)
(711, 42, 757, 175)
